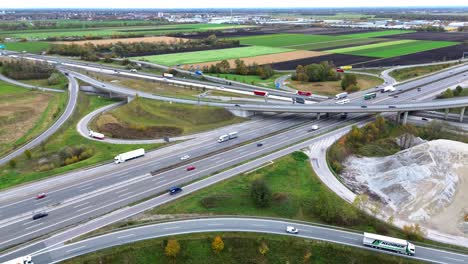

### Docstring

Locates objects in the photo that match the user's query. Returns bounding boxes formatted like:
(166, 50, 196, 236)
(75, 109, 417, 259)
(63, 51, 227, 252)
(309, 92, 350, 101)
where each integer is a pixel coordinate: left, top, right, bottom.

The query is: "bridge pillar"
(396, 111, 401, 124)
(402, 112, 409, 125)
(316, 113, 321, 120)
(460, 107, 466, 123)
(444, 108, 449, 120)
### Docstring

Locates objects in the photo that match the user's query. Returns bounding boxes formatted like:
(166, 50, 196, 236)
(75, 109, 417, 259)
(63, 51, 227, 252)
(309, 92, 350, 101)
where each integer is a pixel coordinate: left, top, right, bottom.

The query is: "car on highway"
(186, 166, 196, 171)
(335, 98, 350, 105)
(169, 186, 182, 195)
(180, 155, 190, 160)
(389, 106, 396, 108)
(311, 125, 319, 131)
(393, 95, 399, 98)
(361, 105, 367, 108)
(422, 117, 429, 121)
(286, 226, 299, 234)
(36, 193, 47, 199)
(417, 87, 422, 92)
(235, 104, 241, 107)
(257, 142, 263, 147)
(32, 212, 48, 220)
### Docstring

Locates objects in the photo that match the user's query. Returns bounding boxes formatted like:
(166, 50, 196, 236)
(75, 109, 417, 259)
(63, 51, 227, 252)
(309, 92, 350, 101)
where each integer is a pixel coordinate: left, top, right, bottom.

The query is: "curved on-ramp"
(30, 217, 468, 264)
(0, 74, 79, 166)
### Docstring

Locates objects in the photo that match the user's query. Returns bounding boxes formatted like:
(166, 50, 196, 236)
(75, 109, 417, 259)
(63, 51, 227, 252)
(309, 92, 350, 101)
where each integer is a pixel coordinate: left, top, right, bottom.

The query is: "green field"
(0, 41, 51, 53)
(137, 46, 292, 66)
(327, 39, 459, 58)
(63, 233, 423, 264)
(234, 30, 413, 49)
(0, 24, 253, 39)
(210, 73, 283, 89)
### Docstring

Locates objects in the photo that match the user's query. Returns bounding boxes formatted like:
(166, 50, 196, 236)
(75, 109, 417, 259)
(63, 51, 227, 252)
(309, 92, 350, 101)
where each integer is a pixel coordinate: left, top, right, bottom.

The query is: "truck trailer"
(381, 85, 396, 93)
(363, 232, 415, 256)
(89, 130, 105, 140)
(217, 132, 238, 143)
(114, 148, 145, 164)
(4, 256, 34, 264)
(253, 90, 269, 97)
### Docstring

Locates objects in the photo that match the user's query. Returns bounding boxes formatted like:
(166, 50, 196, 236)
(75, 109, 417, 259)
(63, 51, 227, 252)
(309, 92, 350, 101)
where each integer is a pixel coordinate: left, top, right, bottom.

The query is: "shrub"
(403, 224, 425, 241)
(345, 84, 360, 93)
(24, 149, 32, 159)
(341, 74, 358, 90)
(8, 159, 16, 168)
(250, 179, 272, 208)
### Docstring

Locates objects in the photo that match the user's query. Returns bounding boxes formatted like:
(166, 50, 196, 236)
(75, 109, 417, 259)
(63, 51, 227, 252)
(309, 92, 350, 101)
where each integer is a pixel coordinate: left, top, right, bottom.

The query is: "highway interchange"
(1, 52, 468, 263)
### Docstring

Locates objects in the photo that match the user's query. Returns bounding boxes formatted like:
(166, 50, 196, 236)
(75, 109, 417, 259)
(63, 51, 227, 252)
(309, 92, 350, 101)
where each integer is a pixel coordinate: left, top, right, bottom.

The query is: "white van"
(335, 98, 350, 104)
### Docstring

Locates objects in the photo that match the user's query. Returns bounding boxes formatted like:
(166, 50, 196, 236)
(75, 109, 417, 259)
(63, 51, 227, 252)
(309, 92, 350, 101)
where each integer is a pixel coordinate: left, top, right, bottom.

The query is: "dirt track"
(184, 50, 327, 69)
(57, 36, 187, 45)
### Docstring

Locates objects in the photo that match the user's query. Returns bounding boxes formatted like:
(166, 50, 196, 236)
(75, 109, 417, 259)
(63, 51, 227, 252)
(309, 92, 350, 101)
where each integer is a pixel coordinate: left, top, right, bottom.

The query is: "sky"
(1, 0, 467, 9)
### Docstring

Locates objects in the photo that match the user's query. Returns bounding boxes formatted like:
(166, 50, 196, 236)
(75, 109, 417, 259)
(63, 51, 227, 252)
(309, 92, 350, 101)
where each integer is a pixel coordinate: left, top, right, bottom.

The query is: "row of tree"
(1, 59, 54, 80)
(291, 61, 341, 82)
(437, 85, 465, 99)
(202, 59, 275, 80)
(47, 34, 240, 59)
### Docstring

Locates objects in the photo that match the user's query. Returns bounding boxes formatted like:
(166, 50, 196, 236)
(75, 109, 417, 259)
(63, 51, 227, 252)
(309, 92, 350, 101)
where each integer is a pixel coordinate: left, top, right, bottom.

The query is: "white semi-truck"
(4, 256, 34, 264)
(381, 85, 396, 93)
(217, 132, 238, 143)
(114, 148, 145, 164)
(363, 232, 415, 256)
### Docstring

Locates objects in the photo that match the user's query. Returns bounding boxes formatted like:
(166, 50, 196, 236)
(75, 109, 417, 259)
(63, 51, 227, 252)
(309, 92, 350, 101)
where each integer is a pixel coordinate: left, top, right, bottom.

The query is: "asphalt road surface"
(30, 217, 468, 264)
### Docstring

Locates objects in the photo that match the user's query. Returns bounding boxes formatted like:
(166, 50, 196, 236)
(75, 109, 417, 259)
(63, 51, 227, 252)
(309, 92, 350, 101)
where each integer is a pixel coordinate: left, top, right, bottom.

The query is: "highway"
(30, 217, 468, 264)
(0, 74, 79, 166)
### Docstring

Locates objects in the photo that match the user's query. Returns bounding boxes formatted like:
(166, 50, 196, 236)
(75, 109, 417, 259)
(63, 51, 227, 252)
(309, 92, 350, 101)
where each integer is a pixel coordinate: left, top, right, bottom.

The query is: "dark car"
(32, 212, 48, 220)
(169, 186, 182, 195)
(186, 166, 196, 171)
(389, 106, 397, 108)
(361, 105, 367, 108)
(417, 87, 422, 92)
(235, 104, 241, 107)
(393, 95, 398, 98)
(257, 142, 263, 147)
(36, 193, 47, 199)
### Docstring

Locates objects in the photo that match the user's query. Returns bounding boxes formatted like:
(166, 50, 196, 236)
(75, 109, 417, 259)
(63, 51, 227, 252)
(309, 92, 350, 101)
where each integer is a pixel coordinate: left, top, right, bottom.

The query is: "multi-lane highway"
(0, 74, 79, 166)
(30, 217, 468, 264)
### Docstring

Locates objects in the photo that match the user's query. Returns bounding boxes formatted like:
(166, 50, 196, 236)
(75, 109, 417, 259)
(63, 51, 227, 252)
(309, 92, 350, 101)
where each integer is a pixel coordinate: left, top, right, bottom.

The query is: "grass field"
(210, 73, 283, 89)
(327, 39, 459, 58)
(290, 37, 389, 51)
(0, 94, 163, 190)
(0, 24, 253, 39)
(21, 74, 69, 90)
(0, 41, 51, 53)
(136, 46, 292, 66)
(389, 62, 460, 81)
(92, 97, 245, 139)
(0, 81, 66, 157)
(62, 232, 423, 264)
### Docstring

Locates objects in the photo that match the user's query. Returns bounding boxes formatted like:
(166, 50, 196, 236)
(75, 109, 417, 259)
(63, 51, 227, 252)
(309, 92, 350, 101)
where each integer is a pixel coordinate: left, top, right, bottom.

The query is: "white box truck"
(163, 73, 174, 78)
(335, 92, 348, 100)
(4, 256, 34, 264)
(363, 232, 415, 256)
(218, 132, 238, 143)
(89, 130, 105, 140)
(114, 148, 145, 164)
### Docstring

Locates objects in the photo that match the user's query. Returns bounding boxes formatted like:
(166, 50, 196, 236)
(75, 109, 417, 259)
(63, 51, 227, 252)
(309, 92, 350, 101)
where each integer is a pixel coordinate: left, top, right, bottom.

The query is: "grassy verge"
(389, 62, 460, 82)
(20, 74, 69, 90)
(62, 232, 423, 264)
(288, 74, 383, 96)
(91, 97, 245, 139)
(0, 93, 163, 190)
(0, 81, 67, 156)
(208, 73, 283, 89)
(1, 41, 51, 53)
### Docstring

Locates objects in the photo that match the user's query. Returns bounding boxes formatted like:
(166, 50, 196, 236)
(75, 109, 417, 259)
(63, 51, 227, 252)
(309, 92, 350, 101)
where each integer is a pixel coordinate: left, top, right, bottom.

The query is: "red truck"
(253, 90, 269, 97)
(296, 91, 312, 96)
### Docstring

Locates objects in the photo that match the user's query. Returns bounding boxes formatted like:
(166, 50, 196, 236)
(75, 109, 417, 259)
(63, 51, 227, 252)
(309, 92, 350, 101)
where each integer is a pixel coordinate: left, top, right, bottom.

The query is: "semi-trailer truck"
(217, 132, 238, 143)
(4, 256, 33, 264)
(114, 148, 145, 164)
(381, 85, 396, 93)
(335, 92, 348, 100)
(363, 232, 415, 256)
(89, 130, 105, 140)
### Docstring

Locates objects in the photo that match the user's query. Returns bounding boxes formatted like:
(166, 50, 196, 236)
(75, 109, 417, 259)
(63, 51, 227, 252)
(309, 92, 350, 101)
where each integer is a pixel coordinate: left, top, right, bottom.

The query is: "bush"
(47, 72, 62, 85)
(403, 224, 425, 241)
(345, 84, 360, 93)
(250, 179, 272, 208)
(341, 74, 358, 90)
(24, 149, 32, 160)
(8, 159, 16, 168)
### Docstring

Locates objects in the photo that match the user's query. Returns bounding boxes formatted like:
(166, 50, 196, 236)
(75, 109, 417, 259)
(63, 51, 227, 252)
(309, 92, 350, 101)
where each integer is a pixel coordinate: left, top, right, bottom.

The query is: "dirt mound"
(98, 123, 183, 139)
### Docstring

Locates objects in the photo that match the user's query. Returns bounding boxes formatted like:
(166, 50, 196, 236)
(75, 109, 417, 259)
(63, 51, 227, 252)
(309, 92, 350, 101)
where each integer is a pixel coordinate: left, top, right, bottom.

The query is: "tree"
(218, 60, 231, 73)
(454, 85, 463, 96)
(250, 179, 272, 208)
(212, 236, 224, 253)
(258, 241, 269, 255)
(165, 239, 181, 259)
(8, 159, 16, 168)
(24, 149, 32, 160)
(234, 59, 248, 75)
(437, 88, 454, 99)
(341, 74, 357, 90)
(403, 224, 425, 241)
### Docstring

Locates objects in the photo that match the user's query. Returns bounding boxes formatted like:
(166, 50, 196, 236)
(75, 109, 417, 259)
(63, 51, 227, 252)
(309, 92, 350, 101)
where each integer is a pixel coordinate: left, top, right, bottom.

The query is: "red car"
(186, 166, 196, 171)
(36, 193, 47, 199)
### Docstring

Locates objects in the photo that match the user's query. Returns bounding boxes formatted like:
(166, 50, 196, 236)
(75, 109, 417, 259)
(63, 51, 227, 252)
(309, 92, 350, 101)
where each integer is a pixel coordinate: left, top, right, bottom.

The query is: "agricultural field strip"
(136, 46, 293, 66)
(327, 39, 418, 53)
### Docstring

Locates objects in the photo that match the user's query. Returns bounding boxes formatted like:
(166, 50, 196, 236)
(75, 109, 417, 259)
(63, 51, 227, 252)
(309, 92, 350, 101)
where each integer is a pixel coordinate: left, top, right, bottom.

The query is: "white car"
(180, 155, 190, 160)
(335, 98, 350, 105)
(311, 125, 319, 131)
(286, 226, 299, 234)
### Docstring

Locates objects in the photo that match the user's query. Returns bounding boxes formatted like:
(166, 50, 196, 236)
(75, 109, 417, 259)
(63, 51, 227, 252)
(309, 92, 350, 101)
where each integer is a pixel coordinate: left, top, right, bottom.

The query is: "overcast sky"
(1, 0, 467, 9)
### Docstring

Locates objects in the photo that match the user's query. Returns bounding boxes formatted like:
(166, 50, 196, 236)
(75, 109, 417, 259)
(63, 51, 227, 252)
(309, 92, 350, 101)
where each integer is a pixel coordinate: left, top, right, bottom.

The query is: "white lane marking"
(76, 206, 93, 212)
(164, 226, 179, 230)
(115, 188, 129, 194)
(66, 245, 86, 253)
(25, 222, 43, 230)
(207, 223, 224, 226)
(444, 257, 465, 262)
(341, 236, 359, 241)
(79, 186, 94, 191)
(73, 202, 90, 208)
(250, 224, 266, 227)
(117, 234, 135, 239)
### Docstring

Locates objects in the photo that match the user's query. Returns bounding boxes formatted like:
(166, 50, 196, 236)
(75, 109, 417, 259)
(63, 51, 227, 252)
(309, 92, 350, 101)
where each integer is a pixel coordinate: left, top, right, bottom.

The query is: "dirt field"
(184, 50, 327, 69)
(56, 36, 187, 45)
(380, 31, 468, 42)
(284, 27, 378, 36)
(272, 53, 377, 70)
(0, 92, 51, 149)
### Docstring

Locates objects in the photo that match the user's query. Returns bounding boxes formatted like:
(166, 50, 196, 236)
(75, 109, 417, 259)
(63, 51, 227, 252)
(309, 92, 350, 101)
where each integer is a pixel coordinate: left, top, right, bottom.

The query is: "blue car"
(169, 186, 182, 195)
